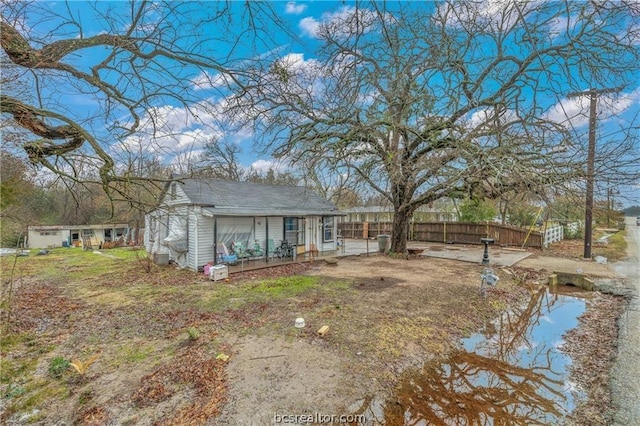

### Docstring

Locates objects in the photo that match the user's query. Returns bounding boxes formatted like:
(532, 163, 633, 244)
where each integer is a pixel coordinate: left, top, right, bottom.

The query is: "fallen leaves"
(132, 342, 229, 425)
(562, 293, 626, 425)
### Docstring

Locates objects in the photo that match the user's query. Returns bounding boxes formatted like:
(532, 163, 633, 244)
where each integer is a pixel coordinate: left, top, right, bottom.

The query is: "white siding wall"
(165, 183, 191, 207)
(186, 209, 198, 270)
(267, 217, 284, 245)
(144, 215, 151, 252)
(254, 217, 267, 254)
(196, 213, 215, 270)
(27, 229, 71, 248)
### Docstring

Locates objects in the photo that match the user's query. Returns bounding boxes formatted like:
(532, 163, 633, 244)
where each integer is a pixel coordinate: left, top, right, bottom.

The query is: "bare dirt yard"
(0, 245, 625, 425)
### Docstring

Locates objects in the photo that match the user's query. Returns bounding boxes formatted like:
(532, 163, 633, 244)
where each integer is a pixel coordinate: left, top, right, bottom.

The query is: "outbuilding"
(144, 177, 343, 271)
(27, 224, 130, 248)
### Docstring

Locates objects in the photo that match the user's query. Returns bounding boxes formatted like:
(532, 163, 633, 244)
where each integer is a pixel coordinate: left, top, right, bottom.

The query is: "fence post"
(443, 221, 447, 243)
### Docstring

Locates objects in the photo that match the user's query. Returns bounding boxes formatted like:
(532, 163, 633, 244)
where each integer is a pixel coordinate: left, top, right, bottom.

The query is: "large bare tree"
(0, 0, 283, 207)
(228, 1, 640, 253)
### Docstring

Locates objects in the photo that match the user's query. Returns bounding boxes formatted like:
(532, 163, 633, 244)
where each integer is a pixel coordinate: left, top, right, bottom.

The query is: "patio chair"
(267, 239, 276, 258)
(309, 243, 319, 258)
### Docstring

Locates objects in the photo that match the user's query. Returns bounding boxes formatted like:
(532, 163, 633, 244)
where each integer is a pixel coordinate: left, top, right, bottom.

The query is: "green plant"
(187, 327, 200, 341)
(563, 224, 584, 239)
(507, 205, 540, 227)
(459, 198, 497, 223)
(4, 383, 26, 398)
(48, 356, 70, 378)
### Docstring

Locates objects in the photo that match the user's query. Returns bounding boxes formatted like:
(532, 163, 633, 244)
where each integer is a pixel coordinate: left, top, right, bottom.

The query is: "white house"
(27, 224, 130, 248)
(144, 177, 343, 271)
(339, 201, 457, 223)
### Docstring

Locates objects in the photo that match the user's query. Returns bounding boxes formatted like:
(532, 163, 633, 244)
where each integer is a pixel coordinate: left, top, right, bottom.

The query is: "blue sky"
(11, 1, 640, 207)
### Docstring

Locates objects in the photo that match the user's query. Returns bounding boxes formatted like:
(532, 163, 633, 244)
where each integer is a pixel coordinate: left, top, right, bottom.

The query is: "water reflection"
(381, 286, 586, 425)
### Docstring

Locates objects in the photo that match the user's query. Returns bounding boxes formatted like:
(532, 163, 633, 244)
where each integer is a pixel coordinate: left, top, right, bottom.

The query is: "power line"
(567, 86, 624, 259)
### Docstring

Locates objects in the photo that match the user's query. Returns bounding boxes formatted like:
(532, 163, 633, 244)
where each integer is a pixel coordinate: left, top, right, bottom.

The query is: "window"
(39, 231, 58, 236)
(284, 217, 298, 245)
(323, 217, 334, 242)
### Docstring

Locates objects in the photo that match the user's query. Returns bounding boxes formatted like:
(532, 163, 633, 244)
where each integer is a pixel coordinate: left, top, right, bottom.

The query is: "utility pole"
(567, 86, 623, 259)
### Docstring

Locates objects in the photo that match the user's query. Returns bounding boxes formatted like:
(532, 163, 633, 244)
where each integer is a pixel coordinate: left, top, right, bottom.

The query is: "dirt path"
(610, 218, 640, 425)
(215, 336, 363, 426)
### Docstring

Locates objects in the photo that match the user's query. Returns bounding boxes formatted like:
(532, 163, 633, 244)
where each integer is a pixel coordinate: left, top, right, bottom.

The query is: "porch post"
(213, 217, 218, 265)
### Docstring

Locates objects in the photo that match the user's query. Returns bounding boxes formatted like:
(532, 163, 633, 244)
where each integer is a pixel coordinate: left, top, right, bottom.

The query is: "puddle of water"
(355, 286, 587, 425)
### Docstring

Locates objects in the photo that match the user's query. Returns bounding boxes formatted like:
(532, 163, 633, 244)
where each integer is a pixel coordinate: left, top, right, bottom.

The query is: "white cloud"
(190, 71, 231, 90)
(467, 107, 518, 129)
(299, 16, 320, 38)
(437, 0, 538, 31)
(277, 52, 320, 72)
(170, 149, 204, 174)
(299, 6, 383, 39)
(116, 103, 225, 160)
(548, 16, 570, 40)
(285, 2, 307, 15)
(545, 88, 640, 129)
(250, 159, 283, 173)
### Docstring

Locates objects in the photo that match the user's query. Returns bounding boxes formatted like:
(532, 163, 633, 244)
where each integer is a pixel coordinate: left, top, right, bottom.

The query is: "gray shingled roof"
(176, 177, 341, 217)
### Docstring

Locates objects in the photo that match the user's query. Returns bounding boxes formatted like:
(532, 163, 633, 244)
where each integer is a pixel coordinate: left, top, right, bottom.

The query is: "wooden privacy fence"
(338, 221, 545, 248)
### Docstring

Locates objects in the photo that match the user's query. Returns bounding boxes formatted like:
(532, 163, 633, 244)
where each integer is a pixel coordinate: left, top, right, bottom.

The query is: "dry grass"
(0, 247, 619, 424)
(547, 230, 628, 262)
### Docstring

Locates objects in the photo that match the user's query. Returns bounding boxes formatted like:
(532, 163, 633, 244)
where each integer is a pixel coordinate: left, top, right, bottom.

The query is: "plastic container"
(210, 264, 229, 281)
(377, 235, 389, 253)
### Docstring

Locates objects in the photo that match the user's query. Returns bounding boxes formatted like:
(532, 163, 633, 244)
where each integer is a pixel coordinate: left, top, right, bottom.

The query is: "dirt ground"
(0, 246, 625, 425)
(218, 256, 526, 425)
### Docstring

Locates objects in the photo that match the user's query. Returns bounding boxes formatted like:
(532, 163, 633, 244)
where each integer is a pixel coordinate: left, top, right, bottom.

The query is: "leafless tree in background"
(228, 0, 640, 252)
(0, 0, 285, 209)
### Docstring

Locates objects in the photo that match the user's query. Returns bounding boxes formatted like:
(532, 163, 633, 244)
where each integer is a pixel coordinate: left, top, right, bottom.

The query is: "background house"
(144, 177, 343, 271)
(339, 201, 456, 223)
(27, 224, 130, 248)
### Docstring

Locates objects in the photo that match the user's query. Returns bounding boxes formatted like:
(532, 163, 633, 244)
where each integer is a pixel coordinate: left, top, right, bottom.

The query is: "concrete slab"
(418, 243, 533, 267)
(334, 239, 532, 267)
(336, 238, 382, 257)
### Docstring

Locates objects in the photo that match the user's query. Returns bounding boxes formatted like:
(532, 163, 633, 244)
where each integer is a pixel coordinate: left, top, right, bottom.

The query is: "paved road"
(610, 217, 640, 425)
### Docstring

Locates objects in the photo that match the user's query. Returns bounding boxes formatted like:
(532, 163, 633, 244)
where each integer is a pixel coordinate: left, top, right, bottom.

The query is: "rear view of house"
(144, 177, 342, 271)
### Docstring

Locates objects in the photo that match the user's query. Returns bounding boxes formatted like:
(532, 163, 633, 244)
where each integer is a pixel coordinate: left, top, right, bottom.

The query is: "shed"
(144, 177, 343, 271)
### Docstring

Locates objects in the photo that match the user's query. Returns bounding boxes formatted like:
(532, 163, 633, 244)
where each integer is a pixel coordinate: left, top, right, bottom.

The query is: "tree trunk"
(500, 199, 508, 225)
(389, 207, 412, 253)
